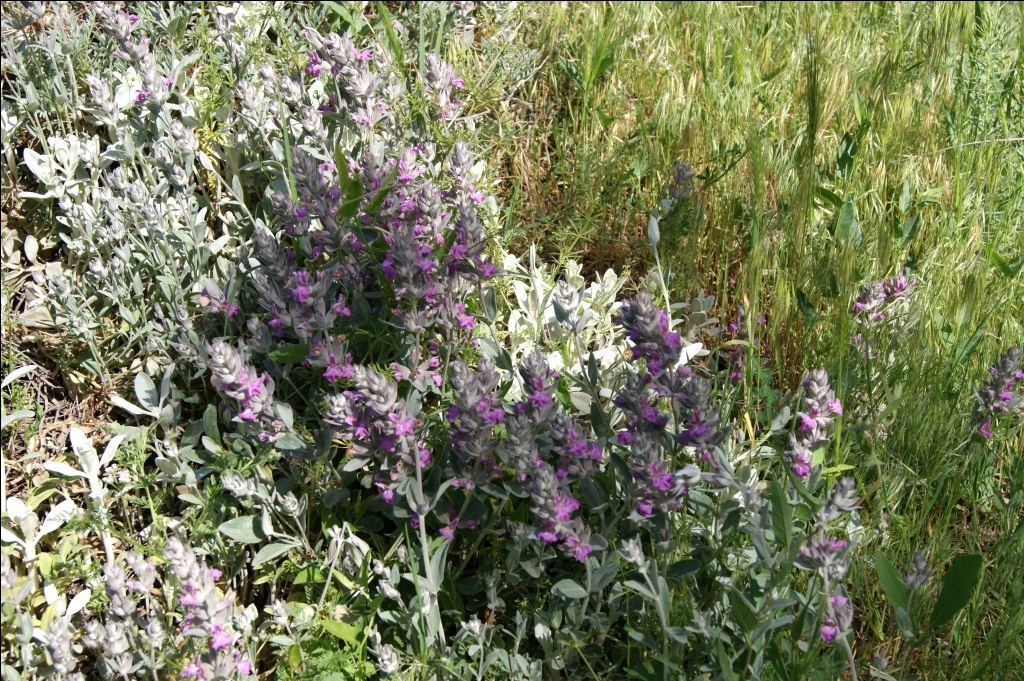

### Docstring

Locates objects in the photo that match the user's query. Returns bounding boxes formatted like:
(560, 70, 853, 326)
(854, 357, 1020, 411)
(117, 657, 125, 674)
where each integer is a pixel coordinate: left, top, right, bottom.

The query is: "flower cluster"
(238, 29, 495, 394)
(723, 305, 766, 383)
(795, 476, 860, 644)
(424, 53, 466, 119)
(975, 347, 1022, 438)
(904, 549, 932, 590)
(851, 272, 916, 357)
(668, 160, 695, 202)
(853, 273, 915, 324)
(81, 539, 252, 679)
(94, 4, 149, 63)
(305, 335, 354, 384)
(324, 367, 425, 504)
(614, 293, 724, 515)
(249, 210, 354, 345)
(616, 292, 682, 376)
(785, 369, 842, 478)
(206, 340, 278, 429)
(820, 591, 853, 643)
(163, 538, 253, 678)
(447, 358, 505, 490)
(501, 352, 601, 561)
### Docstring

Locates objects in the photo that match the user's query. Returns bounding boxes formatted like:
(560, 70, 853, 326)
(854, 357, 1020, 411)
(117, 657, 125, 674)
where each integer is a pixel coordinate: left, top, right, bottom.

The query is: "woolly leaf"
(218, 515, 267, 543)
(551, 579, 587, 600)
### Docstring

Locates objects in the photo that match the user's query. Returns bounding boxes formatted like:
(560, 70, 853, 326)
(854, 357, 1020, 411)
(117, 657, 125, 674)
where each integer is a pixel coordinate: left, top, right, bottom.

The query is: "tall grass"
(461, 2, 1023, 677)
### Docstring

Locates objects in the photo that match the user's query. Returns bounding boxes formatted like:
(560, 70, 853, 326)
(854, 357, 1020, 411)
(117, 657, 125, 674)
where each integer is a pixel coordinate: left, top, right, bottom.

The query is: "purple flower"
(210, 624, 232, 651)
(820, 619, 838, 642)
(551, 493, 580, 523)
(323, 362, 346, 383)
(793, 450, 812, 478)
(529, 391, 551, 409)
(649, 462, 673, 491)
(388, 412, 415, 436)
(976, 348, 1021, 436)
(180, 661, 202, 678)
(292, 271, 314, 303)
(826, 537, 848, 552)
(565, 534, 593, 562)
(455, 302, 475, 329)
(307, 51, 322, 76)
(178, 592, 200, 608)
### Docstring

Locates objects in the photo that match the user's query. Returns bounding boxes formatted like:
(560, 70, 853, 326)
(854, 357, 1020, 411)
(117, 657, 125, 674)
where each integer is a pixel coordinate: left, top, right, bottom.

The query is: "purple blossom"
(206, 340, 278, 429)
(323, 368, 424, 504)
(292, 271, 314, 303)
(180, 661, 202, 677)
(616, 293, 681, 376)
(306, 51, 322, 76)
(976, 348, 1021, 438)
(552, 492, 580, 522)
(785, 368, 840, 477)
(852, 272, 916, 357)
(796, 532, 852, 579)
(210, 624, 232, 651)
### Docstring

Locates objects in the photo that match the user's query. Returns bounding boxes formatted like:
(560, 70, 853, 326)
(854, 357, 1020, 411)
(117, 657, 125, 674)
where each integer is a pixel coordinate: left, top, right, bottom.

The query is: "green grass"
(457, 2, 1023, 677)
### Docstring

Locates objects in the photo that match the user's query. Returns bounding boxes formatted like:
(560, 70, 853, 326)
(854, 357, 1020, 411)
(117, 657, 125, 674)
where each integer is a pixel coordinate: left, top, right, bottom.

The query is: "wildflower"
(818, 477, 860, 523)
(785, 368, 840, 477)
(796, 534, 851, 579)
(976, 347, 1022, 419)
(565, 533, 593, 562)
(820, 619, 838, 642)
(210, 623, 233, 651)
(904, 550, 932, 590)
(306, 50, 322, 76)
(619, 536, 646, 566)
(616, 292, 681, 376)
(180, 661, 203, 677)
(377, 644, 400, 675)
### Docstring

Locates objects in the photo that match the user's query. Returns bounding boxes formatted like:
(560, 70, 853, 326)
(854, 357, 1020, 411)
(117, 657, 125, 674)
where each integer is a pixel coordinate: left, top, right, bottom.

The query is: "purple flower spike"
(976, 348, 1021, 438)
